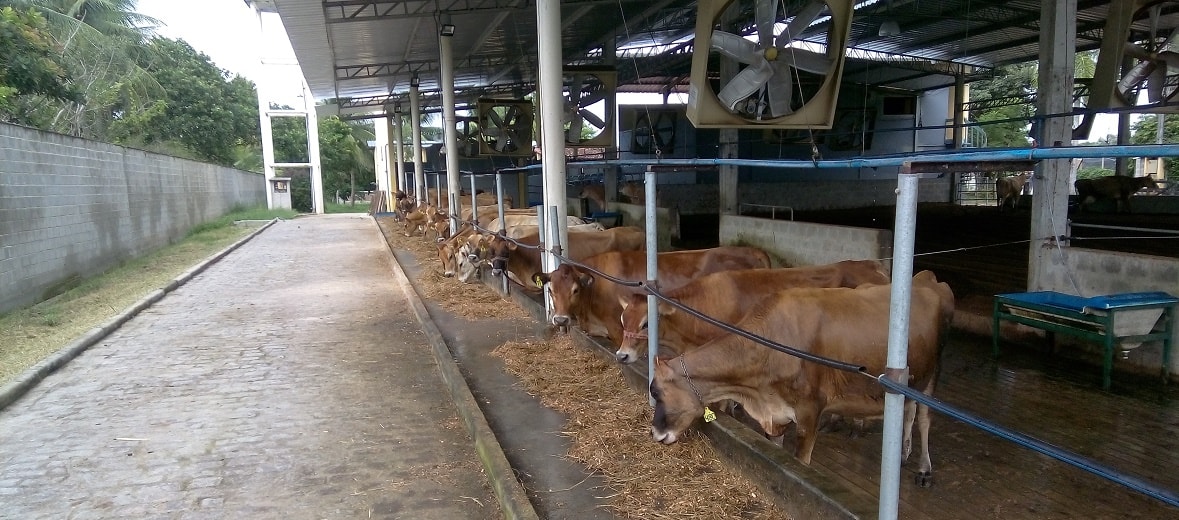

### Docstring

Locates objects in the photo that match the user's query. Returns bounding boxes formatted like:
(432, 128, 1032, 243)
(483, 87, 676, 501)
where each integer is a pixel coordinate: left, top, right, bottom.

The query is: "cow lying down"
(648, 271, 954, 487)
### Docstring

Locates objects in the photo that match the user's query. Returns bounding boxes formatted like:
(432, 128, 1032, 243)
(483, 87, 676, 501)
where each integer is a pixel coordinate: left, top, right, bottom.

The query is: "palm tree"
(8, 0, 161, 137)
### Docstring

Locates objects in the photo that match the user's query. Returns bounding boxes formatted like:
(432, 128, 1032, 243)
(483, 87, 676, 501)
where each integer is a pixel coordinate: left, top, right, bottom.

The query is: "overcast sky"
(135, 0, 305, 105)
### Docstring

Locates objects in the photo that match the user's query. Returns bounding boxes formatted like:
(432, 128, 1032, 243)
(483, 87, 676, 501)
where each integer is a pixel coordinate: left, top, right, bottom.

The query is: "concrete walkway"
(0, 215, 505, 519)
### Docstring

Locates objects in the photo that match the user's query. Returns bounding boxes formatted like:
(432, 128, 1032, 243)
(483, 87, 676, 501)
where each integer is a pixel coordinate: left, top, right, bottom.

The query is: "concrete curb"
(373, 218, 540, 520)
(0, 219, 280, 411)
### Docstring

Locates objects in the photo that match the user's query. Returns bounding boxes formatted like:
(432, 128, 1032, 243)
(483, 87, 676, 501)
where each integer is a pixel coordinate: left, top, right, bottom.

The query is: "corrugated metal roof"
(264, 0, 1179, 114)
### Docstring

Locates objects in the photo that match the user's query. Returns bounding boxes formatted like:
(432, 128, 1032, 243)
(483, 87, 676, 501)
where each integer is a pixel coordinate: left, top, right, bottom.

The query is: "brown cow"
(578, 185, 608, 213)
(649, 272, 954, 487)
(531, 247, 773, 344)
(1075, 175, 1158, 213)
(615, 260, 891, 363)
(995, 173, 1030, 211)
(485, 226, 646, 290)
(403, 209, 428, 237)
(436, 225, 476, 277)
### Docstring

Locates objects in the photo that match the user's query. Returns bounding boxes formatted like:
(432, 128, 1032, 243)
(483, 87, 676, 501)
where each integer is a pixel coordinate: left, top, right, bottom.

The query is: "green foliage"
(109, 38, 258, 166)
(185, 204, 297, 236)
(968, 63, 1036, 148)
(1129, 115, 1179, 180)
(289, 171, 313, 213)
(1076, 166, 1115, 180)
(318, 115, 375, 199)
(0, 6, 82, 119)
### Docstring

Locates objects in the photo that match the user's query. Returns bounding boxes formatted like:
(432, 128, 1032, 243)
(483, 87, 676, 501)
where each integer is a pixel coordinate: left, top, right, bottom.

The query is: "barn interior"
(248, 0, 1179, 517)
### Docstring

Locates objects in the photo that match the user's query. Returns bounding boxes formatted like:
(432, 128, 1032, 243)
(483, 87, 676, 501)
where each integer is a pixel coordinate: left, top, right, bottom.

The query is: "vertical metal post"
(645, 167, 660, 406)
(878, 173, 918, 520)
(537, 0, 568, 275)
(410, 83, 426, 205)
(471, 174, 479, 224)
(496, 173, 507, 221)
(440, 30, 461, 236)
(436, 174, 443, 208)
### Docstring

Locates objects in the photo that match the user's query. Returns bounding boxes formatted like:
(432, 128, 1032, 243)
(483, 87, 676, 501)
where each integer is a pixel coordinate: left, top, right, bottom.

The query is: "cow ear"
(531, 273, 549, 286)
(579, 273, 594, 288)
(618, 294, 630, 310)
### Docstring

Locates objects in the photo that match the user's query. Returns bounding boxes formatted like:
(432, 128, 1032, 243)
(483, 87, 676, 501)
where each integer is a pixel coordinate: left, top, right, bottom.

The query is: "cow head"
(533, 264, 593, 327)
(650, 357, 704, 445)
(485, 234, 513, 277)
(436, 240, 458, 277)
(617, 293, 651, 363)
(456, 235, 487, 283)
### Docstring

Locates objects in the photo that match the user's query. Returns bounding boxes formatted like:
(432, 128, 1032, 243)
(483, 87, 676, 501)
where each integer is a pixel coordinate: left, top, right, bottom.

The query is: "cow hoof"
(915, 471, 933, 488)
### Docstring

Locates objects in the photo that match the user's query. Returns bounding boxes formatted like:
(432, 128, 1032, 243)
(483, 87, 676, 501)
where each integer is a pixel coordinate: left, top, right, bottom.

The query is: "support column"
(373, 119, 391, 209)
(537, 0, 568, 272)
(390, 110, 406, 194)
(1028, 0, 1076, 292)
(717, 6, 739, 216)
(305, 80, 324, 214)
(410, 80, 426, 205)
(440, 26, 462, 234)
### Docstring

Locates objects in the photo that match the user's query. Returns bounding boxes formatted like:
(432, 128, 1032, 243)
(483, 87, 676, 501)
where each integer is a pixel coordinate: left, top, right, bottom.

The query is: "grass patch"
(0, 206, 292, 387)
(325, 200, 371, 214)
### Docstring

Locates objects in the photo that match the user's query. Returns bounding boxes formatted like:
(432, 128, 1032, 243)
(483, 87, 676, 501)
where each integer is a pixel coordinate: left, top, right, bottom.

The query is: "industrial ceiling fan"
(477, 99, 534, 156)
(1088, 0, 1179, 121)
(562, 68, 616, 147)
(686, 0, 855, 129)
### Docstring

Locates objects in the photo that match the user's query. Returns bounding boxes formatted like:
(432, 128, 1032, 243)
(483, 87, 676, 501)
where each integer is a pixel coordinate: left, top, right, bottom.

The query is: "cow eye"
(640, 321, 648, 330)
(649, 383, 660, 400)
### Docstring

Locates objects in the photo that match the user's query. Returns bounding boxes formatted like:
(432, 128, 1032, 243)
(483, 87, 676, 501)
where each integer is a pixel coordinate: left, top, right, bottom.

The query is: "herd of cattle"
(391, 188, 955, 486)
(995, 172, 1160, 212)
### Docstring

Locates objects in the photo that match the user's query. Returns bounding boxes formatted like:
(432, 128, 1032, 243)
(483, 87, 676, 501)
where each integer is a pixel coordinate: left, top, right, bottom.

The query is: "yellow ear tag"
(535, 278, 544, 288)
(703, 407, 717, 423)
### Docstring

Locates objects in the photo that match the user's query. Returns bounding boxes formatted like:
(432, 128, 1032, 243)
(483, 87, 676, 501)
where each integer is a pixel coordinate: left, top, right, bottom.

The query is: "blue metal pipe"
(497, 144, 1179, 173)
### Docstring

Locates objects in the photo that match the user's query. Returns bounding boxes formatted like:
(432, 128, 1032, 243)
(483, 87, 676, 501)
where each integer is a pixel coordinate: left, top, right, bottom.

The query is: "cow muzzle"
(651, 427, 678, 445)
(552, 315, 570, 326)
(614, 348, 637, 364)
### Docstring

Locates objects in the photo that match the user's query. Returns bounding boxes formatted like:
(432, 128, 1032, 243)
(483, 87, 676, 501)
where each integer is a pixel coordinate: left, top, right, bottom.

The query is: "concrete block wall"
(718, 215, 892, 271)
(0, 123, 265, 315)
(1038, 246, 1179, 376)
(564, 197, 675, 252)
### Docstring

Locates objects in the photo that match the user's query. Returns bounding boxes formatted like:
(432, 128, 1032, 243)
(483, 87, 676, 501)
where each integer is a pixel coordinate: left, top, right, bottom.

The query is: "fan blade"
(766, 61, 795, 117)
(777, 0, 826, 47)
(1149, 64, 1167, 103)
(1159, 51, 1179, 69)
(712, 30, 762, 64)
(783, 48, 833, 74)
(717, 60, 773, 110)
(1124, 43, 1152, 61)
(1120, 60, 1157, 95)
(755, 0, 779, 47)
(579, 109, 606, 129)
(488, 109, 506, 128)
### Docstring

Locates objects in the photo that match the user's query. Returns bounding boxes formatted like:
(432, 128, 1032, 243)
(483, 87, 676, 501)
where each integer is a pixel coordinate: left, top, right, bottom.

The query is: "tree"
(318, 115, 374, 204)
(9, 0, 161, 137)
(968, 63, 1036, 148)
(1130, 115, 1179, 180)
(109, 38, 259, 166)
(0, 6, 82, 119)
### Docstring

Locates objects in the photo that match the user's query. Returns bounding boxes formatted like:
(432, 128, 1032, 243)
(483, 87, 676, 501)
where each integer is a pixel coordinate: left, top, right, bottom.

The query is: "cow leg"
(914, 402, 933, 488)
(793, 407, 821, 465)
(901, 399, 916, 461)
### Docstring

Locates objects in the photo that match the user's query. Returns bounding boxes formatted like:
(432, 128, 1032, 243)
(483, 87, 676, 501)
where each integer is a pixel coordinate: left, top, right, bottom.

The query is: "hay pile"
(492, 335, 789, 520)
(376, 216, 527, 320)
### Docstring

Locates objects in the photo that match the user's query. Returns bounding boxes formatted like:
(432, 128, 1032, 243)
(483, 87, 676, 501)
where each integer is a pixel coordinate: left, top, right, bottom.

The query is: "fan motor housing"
(477, 98, 536, 157)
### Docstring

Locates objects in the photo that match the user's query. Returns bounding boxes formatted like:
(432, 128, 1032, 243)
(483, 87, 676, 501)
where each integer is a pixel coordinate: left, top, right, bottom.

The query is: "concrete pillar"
(717, 5, 739, 216)
(410, 81, 426, 205)
(1029, 0, 1076, 291)
(440, 29, 461, 234)
(537, 0, 568, 272)
(305, 80, 324, 214)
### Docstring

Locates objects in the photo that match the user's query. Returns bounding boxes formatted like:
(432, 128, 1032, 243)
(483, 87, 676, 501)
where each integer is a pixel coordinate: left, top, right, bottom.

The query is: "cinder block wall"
(0, 123, 265, 315)
(718, 215, 893, 271)
(1039, 247, 1179, 375)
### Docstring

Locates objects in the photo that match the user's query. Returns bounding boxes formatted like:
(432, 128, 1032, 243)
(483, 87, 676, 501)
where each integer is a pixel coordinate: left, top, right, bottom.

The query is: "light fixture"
(878, 20, 900, 37)
(410, 75, 420, 88)
(440, 23, 455, 37)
